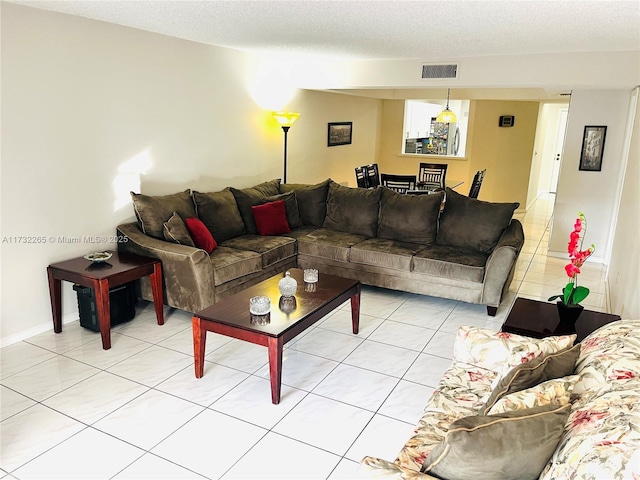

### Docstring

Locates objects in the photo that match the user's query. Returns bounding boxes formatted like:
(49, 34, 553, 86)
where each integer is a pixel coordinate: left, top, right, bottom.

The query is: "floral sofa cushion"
(452, 325, 576, 376)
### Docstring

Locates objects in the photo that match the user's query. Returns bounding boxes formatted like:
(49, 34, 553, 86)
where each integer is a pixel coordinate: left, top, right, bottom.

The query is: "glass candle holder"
(249, 296, 270, 315)
(303, 268, 319, 283)
(278, 271, 297, 297)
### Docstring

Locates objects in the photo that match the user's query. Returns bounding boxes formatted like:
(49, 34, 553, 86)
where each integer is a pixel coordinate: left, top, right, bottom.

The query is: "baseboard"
(0, 312, 78, 348)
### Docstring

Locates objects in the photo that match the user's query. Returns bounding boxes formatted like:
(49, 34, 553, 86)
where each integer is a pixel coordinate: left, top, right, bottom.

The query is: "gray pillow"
(229, 179, 281, 234)
(192, 189, 246, 242)
(323, 181, 382, 238)
(162, 212, 195, 247)
(482, 343, 581, 415)
(131, 190, 196, 240)
(280, 179, 330, 227)
(422, 404, 571, 480)
(261, 191, 302, 229)
(436, 188, 519, 253)
(377, 188, 444, 245)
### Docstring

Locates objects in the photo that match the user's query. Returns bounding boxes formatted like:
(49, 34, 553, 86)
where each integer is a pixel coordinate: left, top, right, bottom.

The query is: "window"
(403, 99, 470, 157)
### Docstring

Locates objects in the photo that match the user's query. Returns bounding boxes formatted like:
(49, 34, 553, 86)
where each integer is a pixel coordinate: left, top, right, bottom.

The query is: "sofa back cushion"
(377, 188, 443, 245)
(229, 179, 281, 234)
(437, 188, 519, 253)
(131, 190, 196, 240)
(280, 179, 330, 227)
(323, 181, 382, 238)
(192, 189, 246, 243)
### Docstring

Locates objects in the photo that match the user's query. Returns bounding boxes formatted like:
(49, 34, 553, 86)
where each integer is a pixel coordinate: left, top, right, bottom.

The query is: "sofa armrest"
(481, 219, 525, 308)
(117, 222, 215, 312)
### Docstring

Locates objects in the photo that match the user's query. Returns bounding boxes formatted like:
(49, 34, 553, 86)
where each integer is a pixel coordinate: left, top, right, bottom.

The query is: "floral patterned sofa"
(361, 319, 640, 479)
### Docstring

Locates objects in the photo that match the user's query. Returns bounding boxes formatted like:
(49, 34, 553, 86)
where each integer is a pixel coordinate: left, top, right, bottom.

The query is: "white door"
(549, 109, 568, 193)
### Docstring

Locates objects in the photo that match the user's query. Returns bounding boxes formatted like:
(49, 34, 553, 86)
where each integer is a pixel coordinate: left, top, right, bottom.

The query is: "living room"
(1, 1, 639, 478)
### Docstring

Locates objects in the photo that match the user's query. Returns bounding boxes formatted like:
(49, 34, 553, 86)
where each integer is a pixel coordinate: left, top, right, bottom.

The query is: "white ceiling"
(8, 0, 640, 61)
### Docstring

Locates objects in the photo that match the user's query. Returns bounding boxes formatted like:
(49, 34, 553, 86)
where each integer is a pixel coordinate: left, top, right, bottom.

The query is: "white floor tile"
(288, 328, 363, 361)
(43, 371, 149, 424)
(151, 409, 267, 479)
(210, 375, 307, 429)
(403, 353, 452, 388)
(0, 386, 37, 422)
(0, 404, 84, 472)
(24, 322, 96, 354)
(106, 345, 193, 387)
(206, 339, 269, 374)
(1, 355, 99, 402)
(273, 394, 374, 456)
(158, 327, 232, 356)
(155, 362, 248, 406)
(64, 333, 153, 370)
(343, 340, 419, 378)
(113, 310, 191, 344)
(378, 380, 434, 424)
(0, 342, 56, 380)
(93, 389, 204, 450)
(256, 349, 339, 392)
(12, 427, 144, 479)
(313, 364, 399, 411)
(317, 309, 384, 339)
(367, 320, 436, 351)
(114, 453, 207, 479)
(222, 432, 340, 479)
(344, 414, 415, 463)
(422, 330, 456, 359)
(328, 458, 372, 479)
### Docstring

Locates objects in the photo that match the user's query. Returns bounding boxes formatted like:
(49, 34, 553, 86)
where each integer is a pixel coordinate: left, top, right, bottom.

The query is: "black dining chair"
(417, 163, 448, 190)
(381, 174, 417, 194)
(468, 169, 486, 199)
(355, 163, 380, 188)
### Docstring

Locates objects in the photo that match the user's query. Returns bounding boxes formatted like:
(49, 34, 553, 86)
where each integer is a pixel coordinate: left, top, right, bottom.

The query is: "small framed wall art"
(579, 125, 607, 171)
(327, 122, 352, 147)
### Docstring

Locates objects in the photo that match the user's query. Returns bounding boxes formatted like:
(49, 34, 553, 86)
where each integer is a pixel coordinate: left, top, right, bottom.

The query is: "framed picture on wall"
(579, 125, 607, 171)
(327, 122, 352, 147)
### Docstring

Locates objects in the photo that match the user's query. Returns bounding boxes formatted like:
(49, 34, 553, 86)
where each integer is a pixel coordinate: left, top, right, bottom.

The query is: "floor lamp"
(272, 112, 300, 184)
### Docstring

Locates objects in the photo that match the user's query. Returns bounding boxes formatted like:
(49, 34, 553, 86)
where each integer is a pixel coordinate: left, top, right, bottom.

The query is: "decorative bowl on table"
(249, 296, 271, 315)
(278, 271, 298, 297)
(303, 268, 319, 283)
(84, 252, 112, 263)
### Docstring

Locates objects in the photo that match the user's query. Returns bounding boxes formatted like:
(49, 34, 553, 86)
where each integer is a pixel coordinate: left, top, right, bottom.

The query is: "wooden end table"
(192, 268, 361, 404)
(502, 297, 621, 343)
(47, 250, 164, 349)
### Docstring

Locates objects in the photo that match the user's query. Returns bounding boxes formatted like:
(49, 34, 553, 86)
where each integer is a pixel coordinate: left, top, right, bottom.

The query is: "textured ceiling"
(8, 0, 640, 61)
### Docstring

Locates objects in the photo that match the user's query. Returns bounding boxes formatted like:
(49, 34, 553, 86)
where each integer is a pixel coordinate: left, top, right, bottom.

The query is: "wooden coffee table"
(47, 251, 164, 350)
(502, 297, 621, 343)
(192, 268, 361, 404)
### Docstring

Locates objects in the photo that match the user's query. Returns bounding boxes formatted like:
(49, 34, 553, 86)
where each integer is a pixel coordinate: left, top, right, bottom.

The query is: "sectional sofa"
(117, 178, 524, 315)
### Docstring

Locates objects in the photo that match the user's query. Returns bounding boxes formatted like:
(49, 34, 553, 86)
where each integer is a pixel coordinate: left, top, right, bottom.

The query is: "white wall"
(608, 88, 640, 319)
(0, 4, 382, 345)
(550, 90, 633, 264)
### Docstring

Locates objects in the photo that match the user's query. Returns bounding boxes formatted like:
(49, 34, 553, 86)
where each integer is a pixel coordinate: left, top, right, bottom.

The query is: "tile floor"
(0, 193, 610, 479)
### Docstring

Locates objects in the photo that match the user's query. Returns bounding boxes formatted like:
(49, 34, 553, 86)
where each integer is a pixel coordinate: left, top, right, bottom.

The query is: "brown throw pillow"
(422, 404, 571, 480)
(229, 179, 281, 234)
(162, 212, 195, 247)
(192, 189, 246, 243)
(481, 343, 581, 415)
(280, 179, 330, 227)
(377, 188, 444, 245)
(261, 191, 302, 229)
(323, 181, 382, 238)
(436, 188, 519, 253)
(131, 190, 196, 240)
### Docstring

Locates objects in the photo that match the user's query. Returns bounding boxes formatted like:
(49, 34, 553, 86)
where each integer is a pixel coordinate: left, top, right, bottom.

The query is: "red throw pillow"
(251, 200, 291, 236)
(184, 217, 217, 253)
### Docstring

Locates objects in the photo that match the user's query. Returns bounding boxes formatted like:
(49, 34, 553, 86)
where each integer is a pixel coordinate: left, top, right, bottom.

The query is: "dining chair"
(468, 169, 486, 198)
(417, 163, 448, 189)
(381, 173, 417, 194)
(355, 163, 380, 188)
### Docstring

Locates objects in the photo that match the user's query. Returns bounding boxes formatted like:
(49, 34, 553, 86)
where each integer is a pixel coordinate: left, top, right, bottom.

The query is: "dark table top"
(48, 250, 159, 280)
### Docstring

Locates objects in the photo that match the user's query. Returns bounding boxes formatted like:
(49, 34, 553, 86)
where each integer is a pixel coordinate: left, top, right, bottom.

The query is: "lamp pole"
(272, 112, 300, 185)
(282, 125, 290, 184)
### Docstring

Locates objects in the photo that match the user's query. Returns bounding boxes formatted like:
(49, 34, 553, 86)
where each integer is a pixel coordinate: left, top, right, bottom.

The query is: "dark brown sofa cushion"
(378, 188, 443, 245)
(229, 179, 281, 234)
(131, 190, 196, 240)
(323, 181, 382, 238)
(192, 189, 246, 243)
(280, 179, 330, 227)
(261, 191, 302, 229)
(437, 188, 519, 253)
(162, 212, 195, 247)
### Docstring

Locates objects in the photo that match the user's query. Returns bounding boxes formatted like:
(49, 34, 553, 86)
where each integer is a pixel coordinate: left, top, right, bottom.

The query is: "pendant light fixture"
(436, 89, 457, 124)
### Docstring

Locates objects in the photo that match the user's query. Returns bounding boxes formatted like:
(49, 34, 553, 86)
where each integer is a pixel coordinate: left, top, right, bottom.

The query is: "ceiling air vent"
(422, 64, 458, 79)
